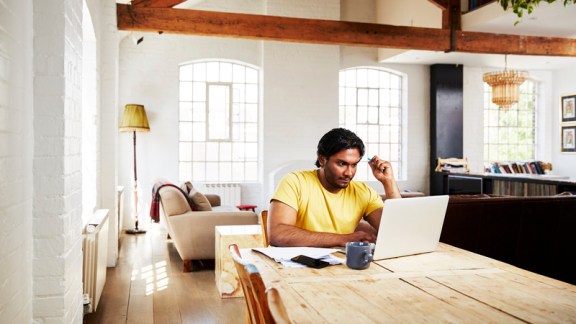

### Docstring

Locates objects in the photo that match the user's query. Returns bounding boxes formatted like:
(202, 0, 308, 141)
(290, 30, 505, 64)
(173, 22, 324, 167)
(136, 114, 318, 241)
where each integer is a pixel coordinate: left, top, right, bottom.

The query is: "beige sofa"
(158, 185, 258, 272)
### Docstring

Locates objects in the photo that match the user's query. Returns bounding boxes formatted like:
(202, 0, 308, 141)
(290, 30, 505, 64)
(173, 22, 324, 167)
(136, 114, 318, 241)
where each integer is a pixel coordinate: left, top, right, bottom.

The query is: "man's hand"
(368, 155, 401, 199)
(347, 230, 377, 243)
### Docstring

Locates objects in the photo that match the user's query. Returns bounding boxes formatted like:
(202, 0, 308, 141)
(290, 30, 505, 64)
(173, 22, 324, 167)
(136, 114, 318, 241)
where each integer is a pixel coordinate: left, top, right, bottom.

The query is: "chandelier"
(483, 55, 528, 109)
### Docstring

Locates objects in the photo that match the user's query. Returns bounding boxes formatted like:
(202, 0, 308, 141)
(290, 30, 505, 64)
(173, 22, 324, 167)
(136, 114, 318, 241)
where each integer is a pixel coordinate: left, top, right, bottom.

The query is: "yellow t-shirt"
(272, 169, 384, 234)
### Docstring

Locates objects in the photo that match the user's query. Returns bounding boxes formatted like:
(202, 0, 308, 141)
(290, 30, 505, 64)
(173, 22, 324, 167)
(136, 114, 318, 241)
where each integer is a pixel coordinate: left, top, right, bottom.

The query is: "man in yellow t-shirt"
(268, 128, 401, 247)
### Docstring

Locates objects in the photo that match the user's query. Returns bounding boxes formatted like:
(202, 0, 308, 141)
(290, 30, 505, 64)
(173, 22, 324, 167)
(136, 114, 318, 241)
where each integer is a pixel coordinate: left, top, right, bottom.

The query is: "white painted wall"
(552, 67, 576, 178)
(32, 0, 84, 321)
(0, 0, 34, 323)
(1, 0, 116, 321)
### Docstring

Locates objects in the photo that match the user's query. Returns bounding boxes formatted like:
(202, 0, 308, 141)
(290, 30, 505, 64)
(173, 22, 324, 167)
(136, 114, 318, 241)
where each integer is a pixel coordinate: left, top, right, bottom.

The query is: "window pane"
(368, 89, 378, 106)
(246, 84, 258, 103)
(193, 82, 206, 101)
(233, 84, 245, 103)
(180, 102, 193, 121)
(180, 81, 192, 101)
(193, 63, 206, 81)
(179, 162, 192, 182)
(180, 64, 193, 81)
(206, 142, 219, 161)
(345, 87, 356, 106)
(233, 64, 245, 83)
(246, 123, 257, 142)
(219, 162, 232, 180)
(207, 62, 219, 82)
(220, 142, 232, 161)
(180, 142, 192, 161)
(246, 104, 257, 123)
(192, 142, 205, 161)
(246, 67, 258, 84)
(180, 122, 192, 141)
(357, 106, 368, 124)
(357, 69, 368, 87)
(220, 62, 232, 82)
(358, 88, 368, 106)
(206, 162, 219, 181)
(192, 122, 205, 141)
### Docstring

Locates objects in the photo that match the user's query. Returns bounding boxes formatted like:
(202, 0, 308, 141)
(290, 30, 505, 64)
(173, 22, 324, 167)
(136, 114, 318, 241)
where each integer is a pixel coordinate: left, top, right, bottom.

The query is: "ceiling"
(380, 1, 576, 70)
(118, 0, 576, 70)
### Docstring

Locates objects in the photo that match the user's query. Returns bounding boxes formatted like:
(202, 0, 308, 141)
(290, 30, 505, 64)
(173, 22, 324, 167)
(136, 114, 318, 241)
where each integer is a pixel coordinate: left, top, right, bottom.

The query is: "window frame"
(338, 66, 407, 181)
(483, 78, 538, 165)
(178, 59, 260, 183)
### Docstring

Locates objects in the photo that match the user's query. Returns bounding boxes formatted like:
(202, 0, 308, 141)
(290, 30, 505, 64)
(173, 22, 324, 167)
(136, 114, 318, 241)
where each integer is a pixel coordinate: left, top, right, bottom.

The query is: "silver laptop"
(372, 195, 449, 260)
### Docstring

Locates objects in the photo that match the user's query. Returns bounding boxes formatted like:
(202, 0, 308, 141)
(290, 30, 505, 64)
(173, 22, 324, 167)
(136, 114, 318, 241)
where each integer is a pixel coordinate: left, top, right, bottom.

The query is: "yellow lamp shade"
(119, 104, 150, 132)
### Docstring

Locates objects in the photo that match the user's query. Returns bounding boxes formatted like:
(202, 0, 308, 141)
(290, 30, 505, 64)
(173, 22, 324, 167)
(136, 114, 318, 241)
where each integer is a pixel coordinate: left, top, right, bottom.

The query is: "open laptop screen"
(373, 195, 449, 260)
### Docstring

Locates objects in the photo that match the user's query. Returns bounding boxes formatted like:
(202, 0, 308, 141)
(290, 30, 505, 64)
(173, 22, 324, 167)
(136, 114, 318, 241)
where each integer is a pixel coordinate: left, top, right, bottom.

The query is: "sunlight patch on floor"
(131, 260, 169, 295)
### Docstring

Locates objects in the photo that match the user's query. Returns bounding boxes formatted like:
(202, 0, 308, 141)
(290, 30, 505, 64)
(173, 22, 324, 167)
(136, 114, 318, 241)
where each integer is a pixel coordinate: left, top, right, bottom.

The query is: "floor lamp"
(119, 104, 150, 234)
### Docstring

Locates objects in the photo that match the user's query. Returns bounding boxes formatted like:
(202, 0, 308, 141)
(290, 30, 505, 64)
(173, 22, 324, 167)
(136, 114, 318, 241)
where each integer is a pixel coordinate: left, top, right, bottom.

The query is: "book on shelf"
(486, 161, 551, 176)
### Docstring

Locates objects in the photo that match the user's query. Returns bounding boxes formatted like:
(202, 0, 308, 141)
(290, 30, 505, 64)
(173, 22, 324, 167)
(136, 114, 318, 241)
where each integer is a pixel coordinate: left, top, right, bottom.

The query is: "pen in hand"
(367, 157, 386, 173)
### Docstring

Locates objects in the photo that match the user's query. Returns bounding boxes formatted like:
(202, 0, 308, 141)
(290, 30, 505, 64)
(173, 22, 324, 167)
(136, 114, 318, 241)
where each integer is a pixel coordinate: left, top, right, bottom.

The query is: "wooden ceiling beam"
(131, 0, 187, 8)
(427, 0, 460, 30)
(116, 4, 576, 57)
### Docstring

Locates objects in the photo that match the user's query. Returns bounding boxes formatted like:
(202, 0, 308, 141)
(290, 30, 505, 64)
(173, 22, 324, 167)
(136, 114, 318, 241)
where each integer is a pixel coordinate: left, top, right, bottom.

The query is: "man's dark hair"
(315, 128, 365, 167)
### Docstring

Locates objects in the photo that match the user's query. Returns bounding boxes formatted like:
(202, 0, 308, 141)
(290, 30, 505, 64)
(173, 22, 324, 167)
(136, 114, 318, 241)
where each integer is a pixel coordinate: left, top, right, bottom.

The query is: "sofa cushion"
(189, 189, 213, 211)
(181, 181, 194, 194)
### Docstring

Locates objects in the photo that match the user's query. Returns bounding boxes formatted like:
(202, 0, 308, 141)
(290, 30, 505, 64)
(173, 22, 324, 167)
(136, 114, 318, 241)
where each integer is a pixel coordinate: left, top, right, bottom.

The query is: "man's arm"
(267, 200, 376, 247)
(368, 156, 402, 199)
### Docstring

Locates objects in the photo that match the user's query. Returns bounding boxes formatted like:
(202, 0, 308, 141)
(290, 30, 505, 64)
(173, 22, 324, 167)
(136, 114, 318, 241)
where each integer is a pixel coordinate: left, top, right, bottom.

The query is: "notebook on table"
(372, 195, 449, 260)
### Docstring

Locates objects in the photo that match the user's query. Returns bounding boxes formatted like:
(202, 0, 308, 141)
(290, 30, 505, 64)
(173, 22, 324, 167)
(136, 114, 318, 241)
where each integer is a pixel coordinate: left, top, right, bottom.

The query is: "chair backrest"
(266, 287, 291, 324)
(229, 243, 274, 324)
(260, 210, 269, 247)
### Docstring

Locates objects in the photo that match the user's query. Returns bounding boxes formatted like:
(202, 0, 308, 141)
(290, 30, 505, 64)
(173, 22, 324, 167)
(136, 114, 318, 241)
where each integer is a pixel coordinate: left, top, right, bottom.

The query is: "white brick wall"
(33, 0, 84, 322)
(0, 0, 34, 323)
(99, 0, 121, 267)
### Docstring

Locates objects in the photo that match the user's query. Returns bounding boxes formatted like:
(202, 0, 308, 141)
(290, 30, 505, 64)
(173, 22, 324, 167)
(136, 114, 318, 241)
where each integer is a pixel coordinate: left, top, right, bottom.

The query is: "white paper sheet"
(251, 247, 344, 268)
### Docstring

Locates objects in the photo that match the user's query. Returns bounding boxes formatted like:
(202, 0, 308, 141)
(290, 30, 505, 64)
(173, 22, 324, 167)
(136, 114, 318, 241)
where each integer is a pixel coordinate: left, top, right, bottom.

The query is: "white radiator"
(82, 209, 109, 314)
(203, 183, 242, 207)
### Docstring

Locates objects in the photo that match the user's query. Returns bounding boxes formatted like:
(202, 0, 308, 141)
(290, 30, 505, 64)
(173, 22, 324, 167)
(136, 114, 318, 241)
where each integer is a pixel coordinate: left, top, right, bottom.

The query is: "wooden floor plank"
(83, 223, 246, 323)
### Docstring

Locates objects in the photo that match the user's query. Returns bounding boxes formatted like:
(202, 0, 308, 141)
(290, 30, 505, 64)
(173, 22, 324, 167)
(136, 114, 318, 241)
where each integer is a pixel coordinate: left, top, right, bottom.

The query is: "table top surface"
(244, 243, 576, 323)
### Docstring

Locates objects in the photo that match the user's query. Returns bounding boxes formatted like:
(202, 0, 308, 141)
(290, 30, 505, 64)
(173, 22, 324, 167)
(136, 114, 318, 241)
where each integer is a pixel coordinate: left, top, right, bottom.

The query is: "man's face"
(321, 148, 362, 190)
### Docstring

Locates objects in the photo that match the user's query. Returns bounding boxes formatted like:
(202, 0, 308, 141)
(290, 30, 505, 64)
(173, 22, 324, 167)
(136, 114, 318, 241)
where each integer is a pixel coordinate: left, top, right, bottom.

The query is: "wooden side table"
(215, 225, 264, 298)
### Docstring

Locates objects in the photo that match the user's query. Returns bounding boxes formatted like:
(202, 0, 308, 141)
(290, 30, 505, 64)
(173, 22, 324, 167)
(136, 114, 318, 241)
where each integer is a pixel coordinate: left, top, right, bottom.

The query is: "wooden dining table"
(243, 243, 576, 323)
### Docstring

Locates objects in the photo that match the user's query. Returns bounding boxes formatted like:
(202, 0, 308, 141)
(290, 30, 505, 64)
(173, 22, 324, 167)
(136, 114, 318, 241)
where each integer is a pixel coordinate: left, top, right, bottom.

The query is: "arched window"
(483, 79, 538, 164)
(339, 67, 405, 180)
(179, 60, 259, 182)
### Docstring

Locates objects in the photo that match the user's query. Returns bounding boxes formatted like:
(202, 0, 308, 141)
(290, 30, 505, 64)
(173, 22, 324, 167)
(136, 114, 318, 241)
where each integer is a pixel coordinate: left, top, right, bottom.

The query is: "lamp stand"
(126, 131, 146, 235)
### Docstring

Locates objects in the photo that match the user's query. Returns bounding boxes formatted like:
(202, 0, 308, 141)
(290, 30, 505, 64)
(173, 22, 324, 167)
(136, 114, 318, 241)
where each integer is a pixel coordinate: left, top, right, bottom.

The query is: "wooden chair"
(266, 287, 291, 324)
(229, 243, 274, 324)
(260, 210, 269, 247)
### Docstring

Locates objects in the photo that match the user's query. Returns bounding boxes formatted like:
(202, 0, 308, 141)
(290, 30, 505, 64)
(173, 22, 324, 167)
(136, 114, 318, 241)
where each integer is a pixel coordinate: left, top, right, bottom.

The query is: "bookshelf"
(439, 173, 576, 196)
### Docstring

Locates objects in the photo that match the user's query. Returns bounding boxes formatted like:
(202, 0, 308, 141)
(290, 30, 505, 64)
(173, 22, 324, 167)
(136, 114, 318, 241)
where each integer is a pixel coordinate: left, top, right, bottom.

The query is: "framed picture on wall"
(561, 95, 576, 122)
(561, 126, 576, 153)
